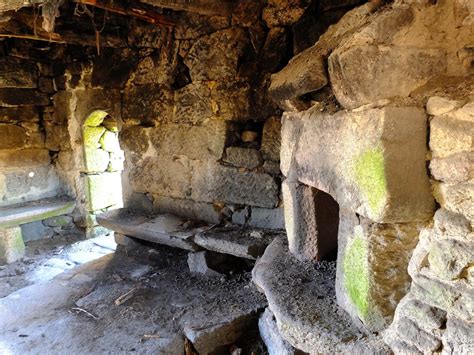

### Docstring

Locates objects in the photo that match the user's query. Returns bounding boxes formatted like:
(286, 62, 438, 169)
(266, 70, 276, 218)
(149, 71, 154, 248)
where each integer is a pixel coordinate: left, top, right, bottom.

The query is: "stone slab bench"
(97, 208, 279, 259)
(0, 198, 75, 264)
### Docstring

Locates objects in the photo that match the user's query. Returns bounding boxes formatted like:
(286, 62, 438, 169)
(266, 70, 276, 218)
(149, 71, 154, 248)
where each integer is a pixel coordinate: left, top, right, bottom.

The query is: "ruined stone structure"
(0, 0, 472, 353)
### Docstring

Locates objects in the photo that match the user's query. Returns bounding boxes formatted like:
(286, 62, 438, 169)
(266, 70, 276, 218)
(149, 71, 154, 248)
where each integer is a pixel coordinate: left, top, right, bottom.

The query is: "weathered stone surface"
(444, 317, 474, 353)
(0, 58, 37, 89)
(152, 195, 220, 224)
(426, 96, 461, 116)
(108, 151, 125, 172)
(0, 149, 50, 168)
(43, 215, 74, 228)
(259, 27, 290, 73)
(263, 160, 281, 175)
(129, 156, 191, 199)
(187, 251, 222, 277)
(21, 221, 55, 242)
(262, 0, 311, 27)
(0, 226, 25, 264)
(184, 28, 248, 81)
(174, 81, 251, 124)
(122, 84, 173, 125)
(191, 161, 278, 208)
(402, 298, 447, 333)
(281, 105, 434, 222)
(269, 4, 372, 108)
(97, 209, 200, 251)
(0, 124, 27, 149)
(83, 149, 110, 173)
(258, 308, 299, 355)
(150, 121, 228, 161)
(44, 123, 70, 151)
(120, 126, 150, 154)
(183, 312, 257, 355)
(223, 147, 262, 169)
(114, 233, 141, 250)
(0, 106, 38, 123)
(430, 152, 473, 183)
(336, 210, 424, 331)
(282, 181, 339, 261)
(252, 238, 389, 353)
(428, 238, 473, 280)
(0, 167, 61, 207)
(194, 226, 276, 260)
(329, 46, 446, 109)
(85, 173, 123, 211)
(0, 89, 49, 106)
(249, 208, 285, 230)
(261, 116, 281, 162)
(433, 182, 474, 222)
(175, 12, 229, 40)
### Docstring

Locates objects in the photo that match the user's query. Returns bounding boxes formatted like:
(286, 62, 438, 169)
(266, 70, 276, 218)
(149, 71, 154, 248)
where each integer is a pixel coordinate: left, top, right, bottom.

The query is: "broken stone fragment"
(281, 105, 434, 223)
(0, 226, 25, 264)
(223, 147, 262, 170)
(187, 251, 222, 277)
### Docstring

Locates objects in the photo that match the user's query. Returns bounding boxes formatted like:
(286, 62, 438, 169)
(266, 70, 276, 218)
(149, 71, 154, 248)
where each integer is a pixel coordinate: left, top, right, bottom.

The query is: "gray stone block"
(249, 207, 285, 230)
(153, 195, 220, 224)
(0, 226, 25, 264)
(21, 221, 55, 242)
(223, 147, 262, 169)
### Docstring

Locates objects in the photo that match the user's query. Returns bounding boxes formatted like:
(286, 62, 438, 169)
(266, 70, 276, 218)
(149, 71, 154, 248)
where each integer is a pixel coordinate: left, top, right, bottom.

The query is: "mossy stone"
(99, 130, 121, 152)
(83, 126, 106, 149)
(343, 230, 369, 319)
(84, 148, 110, 173)
(84, 110, 108, 127)
(0, 226, 25, 264)
(353, 147, 387, 217)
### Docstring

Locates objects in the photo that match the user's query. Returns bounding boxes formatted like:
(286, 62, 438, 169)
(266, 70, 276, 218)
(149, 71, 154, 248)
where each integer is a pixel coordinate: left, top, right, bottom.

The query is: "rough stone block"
(0, 124, 27, 149)
(433, 182, 473, 222)
(73, 88, 122, 126)
(281, 106, 434, 223)
(0, 106, 39, 123)
(44, 123, 70, 151)
(85, 172, 123, 211)
(191, 161, 278, 208)
(402, 299, 447, 333)
(83, 126, 106, 149)
(282, 181, 339, 261)
(122, 84, 173, 125)
(187, 251, 222, 277)
(329, 46, 446, 109)
(0, 57, 38, 88)
(129, 156, 191, 199)
(426, 96, 461, 116)
(249, 207, 285, 230)
(108, 151, 125, 172)
(261, 116, 281, 162)
(223, 147, 262, 169)
(0, 149, 50, 168)
(428, 238, 473, 281)
(258, 308, 299, 355)
(336, 210, 424, 331)
(119, 126, 150, 155)
(430, 111, 473, 159)
(150, 121, 228, 161)
(152, 195, 220, 224)
(262, 0, 310, 27)
(444, 317, 474, 353)
(174, 81, 251, 124)
(263, 160, 281, 175)
(114, 233, 141, 249)
(0, 89, 49, 106)
(43, 215, 74, 227)
(83, 149, 110, 173)
(430, 152, 473, 183)
(184, 28, 248, 81)
(0, 226, 25, 264)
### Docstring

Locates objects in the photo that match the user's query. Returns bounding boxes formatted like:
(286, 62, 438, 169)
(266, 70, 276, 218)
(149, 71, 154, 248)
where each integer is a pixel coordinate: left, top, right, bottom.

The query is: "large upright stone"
(282, 181, 339, 261)
(191, 161, 278, 208)
(336, 210, 424, 331)
(281, 105, 434, 223)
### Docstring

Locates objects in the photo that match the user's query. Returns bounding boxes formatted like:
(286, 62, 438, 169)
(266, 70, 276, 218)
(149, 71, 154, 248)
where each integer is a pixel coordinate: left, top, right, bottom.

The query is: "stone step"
(252, 237, 390, 354)
(194, 226, 280, 260)
(0, 198, 75, 229)
(96, 209, 202, 251)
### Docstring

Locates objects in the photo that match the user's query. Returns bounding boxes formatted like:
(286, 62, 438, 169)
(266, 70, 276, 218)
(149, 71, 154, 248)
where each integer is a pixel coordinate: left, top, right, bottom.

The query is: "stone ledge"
(252, 238, 389, 354)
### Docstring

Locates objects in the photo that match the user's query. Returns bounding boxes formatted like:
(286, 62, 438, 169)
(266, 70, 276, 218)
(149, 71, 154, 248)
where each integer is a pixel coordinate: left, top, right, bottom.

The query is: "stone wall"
(0, 42, 65, 207)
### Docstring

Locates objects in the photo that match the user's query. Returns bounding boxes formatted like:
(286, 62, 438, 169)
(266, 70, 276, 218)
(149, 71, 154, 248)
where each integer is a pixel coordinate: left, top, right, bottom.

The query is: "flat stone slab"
(0, 198, 75, 229)
(96, 209, 202, 251)
(252, 238, 390, 354)
(194, 226, 280, 260)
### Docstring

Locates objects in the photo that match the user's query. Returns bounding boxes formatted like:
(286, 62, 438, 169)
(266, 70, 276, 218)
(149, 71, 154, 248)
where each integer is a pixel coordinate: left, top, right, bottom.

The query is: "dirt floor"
(0, 238, 268, 354)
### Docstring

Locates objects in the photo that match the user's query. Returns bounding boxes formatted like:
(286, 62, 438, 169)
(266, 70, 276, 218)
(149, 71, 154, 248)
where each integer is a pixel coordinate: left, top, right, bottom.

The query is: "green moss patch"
(353, 148, 387, 216)
(83, 126, 106, 149)
(343, 233, 369, 319)
(84, 110, 108, 127)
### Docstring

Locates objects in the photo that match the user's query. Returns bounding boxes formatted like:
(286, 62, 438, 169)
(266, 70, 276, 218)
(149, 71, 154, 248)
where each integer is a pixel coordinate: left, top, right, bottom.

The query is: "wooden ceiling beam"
(139, 0, 235, 17)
